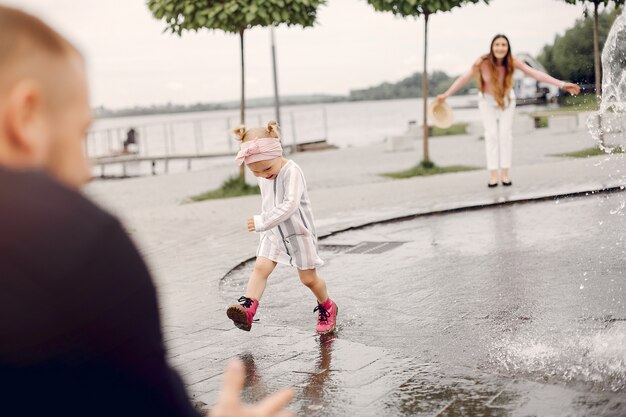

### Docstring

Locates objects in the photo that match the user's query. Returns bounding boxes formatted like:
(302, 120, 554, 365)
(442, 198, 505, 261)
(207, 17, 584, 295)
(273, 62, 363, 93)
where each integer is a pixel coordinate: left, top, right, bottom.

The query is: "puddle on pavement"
(221, 193, 626, 415)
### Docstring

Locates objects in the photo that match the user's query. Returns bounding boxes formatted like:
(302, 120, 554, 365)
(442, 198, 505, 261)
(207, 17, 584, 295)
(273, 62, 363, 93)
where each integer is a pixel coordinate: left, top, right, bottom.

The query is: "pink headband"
(235, 138, 283, 166)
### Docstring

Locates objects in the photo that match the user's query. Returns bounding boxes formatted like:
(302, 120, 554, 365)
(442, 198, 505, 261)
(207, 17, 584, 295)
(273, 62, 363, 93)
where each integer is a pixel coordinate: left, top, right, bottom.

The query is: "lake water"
(89, 96, 553, 177)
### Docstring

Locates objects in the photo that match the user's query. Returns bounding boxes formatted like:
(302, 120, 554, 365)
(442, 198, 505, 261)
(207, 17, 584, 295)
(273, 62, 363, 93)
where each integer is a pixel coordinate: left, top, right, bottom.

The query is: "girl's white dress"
(253, 160, 324, 270)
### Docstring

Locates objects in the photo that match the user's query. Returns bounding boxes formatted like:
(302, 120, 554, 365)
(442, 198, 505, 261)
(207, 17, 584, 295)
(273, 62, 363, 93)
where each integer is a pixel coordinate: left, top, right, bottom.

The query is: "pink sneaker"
(314, 299, 338, 334)
(227, 296, 259, 331)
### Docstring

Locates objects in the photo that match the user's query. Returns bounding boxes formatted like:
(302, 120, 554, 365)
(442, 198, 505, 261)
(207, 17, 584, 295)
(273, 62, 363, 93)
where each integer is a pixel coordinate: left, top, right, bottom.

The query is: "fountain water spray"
(587, 8, 626, 151)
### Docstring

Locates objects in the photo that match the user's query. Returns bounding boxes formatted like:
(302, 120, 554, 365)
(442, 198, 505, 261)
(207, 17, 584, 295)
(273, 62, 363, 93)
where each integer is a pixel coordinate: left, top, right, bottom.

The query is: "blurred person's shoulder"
(0, 168, 121, 266)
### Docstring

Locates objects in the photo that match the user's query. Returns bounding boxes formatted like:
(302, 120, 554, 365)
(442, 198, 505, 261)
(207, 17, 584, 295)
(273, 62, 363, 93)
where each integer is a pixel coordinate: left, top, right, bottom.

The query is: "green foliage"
(366, 0, 488, 16)
(349, 70, 476, 100)
(538, 7, 621, 84)
(561, 0, 625, 8)
(189, 175, 260, 201)
(147, 0, 326, 35)
(384, 162, 478, 179)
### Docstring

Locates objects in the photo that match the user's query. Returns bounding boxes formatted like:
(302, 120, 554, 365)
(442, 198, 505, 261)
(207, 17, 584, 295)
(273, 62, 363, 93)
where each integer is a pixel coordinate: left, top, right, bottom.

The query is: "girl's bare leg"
(297, 268, 329, 303)
(245, 257, 277, 301)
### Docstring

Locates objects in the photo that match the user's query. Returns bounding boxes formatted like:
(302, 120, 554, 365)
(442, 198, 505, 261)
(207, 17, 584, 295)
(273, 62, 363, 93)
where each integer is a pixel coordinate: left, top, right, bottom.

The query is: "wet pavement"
(219, 192, 626, 416)
(84, 129, 626, 415)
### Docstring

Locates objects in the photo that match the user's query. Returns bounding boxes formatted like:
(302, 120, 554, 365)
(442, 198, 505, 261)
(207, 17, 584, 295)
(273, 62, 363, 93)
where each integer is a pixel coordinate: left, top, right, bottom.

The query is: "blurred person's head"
(234, 120, 284, 180)
(0, 6, 92, 189)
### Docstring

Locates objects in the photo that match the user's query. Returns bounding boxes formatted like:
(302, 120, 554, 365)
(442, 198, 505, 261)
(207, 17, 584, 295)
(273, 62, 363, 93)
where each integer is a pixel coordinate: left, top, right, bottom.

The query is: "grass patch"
(560, 93, 598, 111)
(431, 123, 468, 137)
(552, 146, 625, 158)
(384, 160, 479, 179)
(529, 94, 598, 123)
(532, 94, 598, 119)
(189, 175, 260, 202)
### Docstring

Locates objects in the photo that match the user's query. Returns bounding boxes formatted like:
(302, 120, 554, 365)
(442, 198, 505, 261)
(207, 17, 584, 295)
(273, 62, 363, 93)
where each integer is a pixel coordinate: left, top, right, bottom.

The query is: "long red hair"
(476, 34, 514, 109)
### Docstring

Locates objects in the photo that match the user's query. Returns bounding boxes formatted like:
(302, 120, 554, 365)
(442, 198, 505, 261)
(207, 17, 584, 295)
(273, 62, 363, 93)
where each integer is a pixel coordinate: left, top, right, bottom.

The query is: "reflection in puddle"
(299, 334, 336, 415)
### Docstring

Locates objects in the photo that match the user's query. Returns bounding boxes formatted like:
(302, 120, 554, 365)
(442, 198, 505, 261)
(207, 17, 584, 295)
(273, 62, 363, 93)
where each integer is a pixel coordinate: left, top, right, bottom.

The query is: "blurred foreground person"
(0, 6, 293, 417)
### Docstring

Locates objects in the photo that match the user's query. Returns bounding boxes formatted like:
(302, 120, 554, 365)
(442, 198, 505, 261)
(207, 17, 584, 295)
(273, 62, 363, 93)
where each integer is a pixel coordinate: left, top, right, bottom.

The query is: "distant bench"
(531, 111, 579, 134)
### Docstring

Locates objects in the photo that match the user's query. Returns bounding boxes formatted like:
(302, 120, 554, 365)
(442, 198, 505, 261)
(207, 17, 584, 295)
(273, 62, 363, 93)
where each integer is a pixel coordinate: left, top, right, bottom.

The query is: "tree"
(348, 70, 475, 101)
(559, 0, 625, 108)
(538, 8, 620, 86)
(147, 0, 325, 179)
(365, 0, 489, 164)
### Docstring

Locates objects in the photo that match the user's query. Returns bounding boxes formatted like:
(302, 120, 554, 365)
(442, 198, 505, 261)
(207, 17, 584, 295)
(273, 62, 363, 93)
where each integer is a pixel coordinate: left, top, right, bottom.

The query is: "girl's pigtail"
(267, 120, 280, 138)
(233, 125, 246, 142)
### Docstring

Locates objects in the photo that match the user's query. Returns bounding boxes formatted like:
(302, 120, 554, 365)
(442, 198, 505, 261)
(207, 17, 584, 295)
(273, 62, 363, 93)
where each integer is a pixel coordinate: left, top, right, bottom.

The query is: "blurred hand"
(436, 94, 447, 104)
(247, 217, 255, 232)
(563, 82, 581, 96)
(210, 360, 294, 417)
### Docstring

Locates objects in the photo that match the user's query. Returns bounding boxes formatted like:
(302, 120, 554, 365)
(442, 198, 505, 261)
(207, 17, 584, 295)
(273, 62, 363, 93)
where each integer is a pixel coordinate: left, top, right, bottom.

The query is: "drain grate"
(319, 241, 405, 255)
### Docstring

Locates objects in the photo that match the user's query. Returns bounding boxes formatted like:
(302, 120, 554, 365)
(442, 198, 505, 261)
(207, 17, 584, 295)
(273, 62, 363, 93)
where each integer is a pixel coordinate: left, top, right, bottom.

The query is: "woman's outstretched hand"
(436, 94, 447, 104)
(211, 360, 294, 417)
(563, 82, 581, 96)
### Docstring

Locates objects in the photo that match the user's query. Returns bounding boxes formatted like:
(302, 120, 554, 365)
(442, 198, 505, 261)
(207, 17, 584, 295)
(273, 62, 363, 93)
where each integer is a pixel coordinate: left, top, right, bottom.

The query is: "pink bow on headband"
(235, 138, 283, 166)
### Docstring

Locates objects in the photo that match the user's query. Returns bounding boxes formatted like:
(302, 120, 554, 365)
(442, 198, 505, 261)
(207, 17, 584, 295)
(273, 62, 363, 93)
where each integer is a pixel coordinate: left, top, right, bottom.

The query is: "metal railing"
(87, 107, 329, 177)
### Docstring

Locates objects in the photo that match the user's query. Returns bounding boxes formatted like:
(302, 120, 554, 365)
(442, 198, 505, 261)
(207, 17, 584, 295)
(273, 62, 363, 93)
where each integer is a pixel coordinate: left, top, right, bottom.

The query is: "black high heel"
(488, 182, 498, 188)
(501, 180, 512, 186)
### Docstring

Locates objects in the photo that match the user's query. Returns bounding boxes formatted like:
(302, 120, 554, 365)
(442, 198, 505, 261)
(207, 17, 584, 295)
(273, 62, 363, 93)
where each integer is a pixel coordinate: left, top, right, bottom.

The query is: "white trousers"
(478, 92, 516, 170)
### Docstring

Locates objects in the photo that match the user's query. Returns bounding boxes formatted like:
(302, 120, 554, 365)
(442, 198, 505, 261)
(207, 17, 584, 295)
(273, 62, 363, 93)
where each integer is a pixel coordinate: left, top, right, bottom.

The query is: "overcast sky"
(4, 0, 589, 108)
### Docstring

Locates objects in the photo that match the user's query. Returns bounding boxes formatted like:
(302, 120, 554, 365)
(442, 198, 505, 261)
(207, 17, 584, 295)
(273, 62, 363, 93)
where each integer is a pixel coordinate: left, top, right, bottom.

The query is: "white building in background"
(514, 53, 560, 102)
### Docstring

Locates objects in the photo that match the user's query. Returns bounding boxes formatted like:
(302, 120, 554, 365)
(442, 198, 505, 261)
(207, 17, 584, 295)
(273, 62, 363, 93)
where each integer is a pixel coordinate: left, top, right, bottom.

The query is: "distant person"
(123, 126, 138, 153)
(0, 6, 292, 417)
(437, 34, 581, 187)
(227, 121, 338, 335)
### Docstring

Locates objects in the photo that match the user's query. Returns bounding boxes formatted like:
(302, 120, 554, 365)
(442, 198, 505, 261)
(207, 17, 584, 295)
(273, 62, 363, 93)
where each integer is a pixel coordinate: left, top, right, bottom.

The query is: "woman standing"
(437, 34, 581, 187)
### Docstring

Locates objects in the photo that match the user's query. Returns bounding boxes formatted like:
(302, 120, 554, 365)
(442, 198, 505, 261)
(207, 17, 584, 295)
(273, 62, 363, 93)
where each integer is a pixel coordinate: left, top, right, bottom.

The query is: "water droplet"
(580, 284, 585, 290)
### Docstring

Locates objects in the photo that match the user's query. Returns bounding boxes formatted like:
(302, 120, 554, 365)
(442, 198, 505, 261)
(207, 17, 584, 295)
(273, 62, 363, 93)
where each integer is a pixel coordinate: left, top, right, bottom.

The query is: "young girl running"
(226, 120, 338, 335)
(437, 34, 581, 187)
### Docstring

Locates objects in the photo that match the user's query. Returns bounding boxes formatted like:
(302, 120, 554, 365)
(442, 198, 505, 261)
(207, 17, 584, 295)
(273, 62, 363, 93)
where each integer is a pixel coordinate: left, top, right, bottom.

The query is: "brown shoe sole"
(227, 305, 251, 331)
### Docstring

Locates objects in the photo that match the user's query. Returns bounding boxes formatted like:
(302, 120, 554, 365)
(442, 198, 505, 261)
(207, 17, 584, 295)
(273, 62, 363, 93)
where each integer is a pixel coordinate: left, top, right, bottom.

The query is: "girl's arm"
(253, 167, 303, 232)
(513, 57, 581, 95)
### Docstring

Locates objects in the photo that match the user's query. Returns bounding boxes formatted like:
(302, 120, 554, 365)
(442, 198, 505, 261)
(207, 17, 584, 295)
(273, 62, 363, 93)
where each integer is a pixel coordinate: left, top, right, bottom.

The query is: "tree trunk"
(270, 26, 282, 131)
(239, 29, 246, 180)
(593, 1, 601, 108)
(422, 13, 430, 163)
(593, 1, 604, 146)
